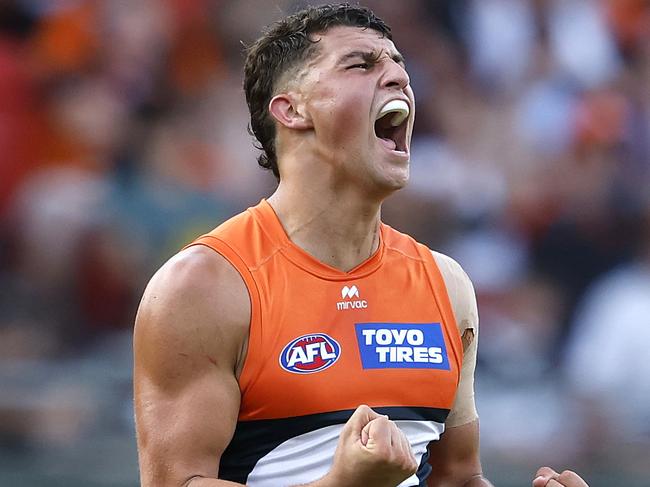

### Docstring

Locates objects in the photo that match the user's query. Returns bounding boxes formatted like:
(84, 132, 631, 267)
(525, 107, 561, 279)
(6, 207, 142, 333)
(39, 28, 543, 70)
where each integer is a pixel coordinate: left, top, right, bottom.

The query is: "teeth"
(377, 100, 409, 126)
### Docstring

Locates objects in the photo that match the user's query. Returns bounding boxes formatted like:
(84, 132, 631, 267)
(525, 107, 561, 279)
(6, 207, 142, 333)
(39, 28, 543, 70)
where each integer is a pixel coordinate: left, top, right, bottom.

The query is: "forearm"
(427, 471, 495, 487)
(188, 474, 337, 487)
(462, 475, 495, 487)
(296, 471, 355, 487)
(186, 477, 246, 487)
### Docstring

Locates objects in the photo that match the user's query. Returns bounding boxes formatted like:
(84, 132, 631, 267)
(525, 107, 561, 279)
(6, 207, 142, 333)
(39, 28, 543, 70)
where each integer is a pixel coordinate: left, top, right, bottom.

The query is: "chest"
(238, 263, 461, 420)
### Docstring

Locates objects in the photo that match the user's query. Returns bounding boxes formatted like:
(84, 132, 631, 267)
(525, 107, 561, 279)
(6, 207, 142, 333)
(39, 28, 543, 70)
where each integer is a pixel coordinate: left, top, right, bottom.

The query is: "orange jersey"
(187, 200, 462, 486)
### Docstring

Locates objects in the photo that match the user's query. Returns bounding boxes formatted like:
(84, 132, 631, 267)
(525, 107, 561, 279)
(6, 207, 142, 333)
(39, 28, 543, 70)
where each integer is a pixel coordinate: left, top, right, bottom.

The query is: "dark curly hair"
(243, 3, 392, 179)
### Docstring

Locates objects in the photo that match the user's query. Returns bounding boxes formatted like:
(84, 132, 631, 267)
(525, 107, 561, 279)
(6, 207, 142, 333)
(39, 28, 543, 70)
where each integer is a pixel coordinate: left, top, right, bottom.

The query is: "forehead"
(310, 25, 399, 63)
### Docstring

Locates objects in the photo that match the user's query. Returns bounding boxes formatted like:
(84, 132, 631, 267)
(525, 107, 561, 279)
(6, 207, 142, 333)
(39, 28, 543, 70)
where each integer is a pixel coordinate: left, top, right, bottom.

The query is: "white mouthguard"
(377, 100, 409, 126)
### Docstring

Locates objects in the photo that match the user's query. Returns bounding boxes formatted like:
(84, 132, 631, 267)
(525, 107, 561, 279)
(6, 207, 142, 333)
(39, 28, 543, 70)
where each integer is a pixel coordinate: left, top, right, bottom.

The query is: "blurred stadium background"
(1, 0, 649, 486)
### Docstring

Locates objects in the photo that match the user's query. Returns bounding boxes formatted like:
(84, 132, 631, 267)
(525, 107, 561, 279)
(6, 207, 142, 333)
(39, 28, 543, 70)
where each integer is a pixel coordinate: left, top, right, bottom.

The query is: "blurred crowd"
(0, 1, 649, 486)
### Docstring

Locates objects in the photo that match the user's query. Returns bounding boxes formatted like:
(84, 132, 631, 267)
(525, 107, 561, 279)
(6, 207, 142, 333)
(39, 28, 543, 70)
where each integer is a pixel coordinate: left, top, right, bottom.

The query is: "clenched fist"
(323, 404, 417, 487)
(533, 467, 589, 487)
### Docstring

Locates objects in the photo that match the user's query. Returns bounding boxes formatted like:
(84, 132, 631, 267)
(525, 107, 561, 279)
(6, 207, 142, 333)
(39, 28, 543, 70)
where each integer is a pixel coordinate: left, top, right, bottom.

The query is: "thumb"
(361, 416, 392, 449)
(345, 404, 381, 434)
(343, 405, 382, 442)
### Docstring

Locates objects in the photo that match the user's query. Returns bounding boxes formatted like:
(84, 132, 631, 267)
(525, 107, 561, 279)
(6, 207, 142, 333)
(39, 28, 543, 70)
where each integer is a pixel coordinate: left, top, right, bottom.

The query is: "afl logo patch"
(279, 333, 341, 374)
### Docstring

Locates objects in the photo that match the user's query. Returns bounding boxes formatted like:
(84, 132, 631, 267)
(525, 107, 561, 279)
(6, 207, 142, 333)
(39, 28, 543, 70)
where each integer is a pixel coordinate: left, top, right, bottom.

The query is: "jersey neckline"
(250, 199, 385, 280)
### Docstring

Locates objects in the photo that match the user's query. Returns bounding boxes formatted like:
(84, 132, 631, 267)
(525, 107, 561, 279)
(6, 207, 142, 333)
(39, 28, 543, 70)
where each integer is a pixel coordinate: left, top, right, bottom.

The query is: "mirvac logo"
(336, 285, 368, 311)
(354, 323, 450, 370)
(279, 333, 341, 374)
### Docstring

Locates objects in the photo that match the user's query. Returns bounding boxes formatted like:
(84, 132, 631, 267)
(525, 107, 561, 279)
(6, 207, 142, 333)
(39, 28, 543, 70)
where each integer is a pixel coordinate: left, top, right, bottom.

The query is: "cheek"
(310, 85, 371, 142)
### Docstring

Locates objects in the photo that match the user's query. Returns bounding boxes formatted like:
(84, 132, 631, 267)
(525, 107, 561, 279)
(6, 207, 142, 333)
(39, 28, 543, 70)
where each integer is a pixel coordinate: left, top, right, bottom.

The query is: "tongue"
(379, 137, 397, 151)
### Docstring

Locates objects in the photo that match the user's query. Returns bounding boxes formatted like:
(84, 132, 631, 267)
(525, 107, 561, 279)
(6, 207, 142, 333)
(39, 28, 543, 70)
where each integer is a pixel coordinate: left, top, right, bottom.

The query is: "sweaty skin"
(134, 26, 430, 487)
(134, 21, 589, 487)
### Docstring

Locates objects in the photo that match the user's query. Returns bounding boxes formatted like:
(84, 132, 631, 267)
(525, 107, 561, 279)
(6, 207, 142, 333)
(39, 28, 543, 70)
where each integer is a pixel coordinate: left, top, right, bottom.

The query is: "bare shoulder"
(134, 245, 250, 485)
(134, 245, 251, 383)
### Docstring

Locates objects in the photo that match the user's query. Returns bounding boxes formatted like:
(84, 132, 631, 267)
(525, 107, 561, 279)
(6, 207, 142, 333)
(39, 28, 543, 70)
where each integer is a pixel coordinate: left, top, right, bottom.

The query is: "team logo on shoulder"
(279, 333, 341, 374)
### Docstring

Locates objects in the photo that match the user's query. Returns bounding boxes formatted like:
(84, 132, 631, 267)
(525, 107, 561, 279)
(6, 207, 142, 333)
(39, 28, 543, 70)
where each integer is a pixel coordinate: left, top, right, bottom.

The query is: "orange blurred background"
(1, 1, 649, 485)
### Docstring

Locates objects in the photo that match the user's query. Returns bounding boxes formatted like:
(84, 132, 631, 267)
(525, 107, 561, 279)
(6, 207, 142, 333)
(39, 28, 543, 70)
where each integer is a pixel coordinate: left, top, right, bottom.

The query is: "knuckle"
(559, 470, 579, 482)
(375, 416, 391, 427)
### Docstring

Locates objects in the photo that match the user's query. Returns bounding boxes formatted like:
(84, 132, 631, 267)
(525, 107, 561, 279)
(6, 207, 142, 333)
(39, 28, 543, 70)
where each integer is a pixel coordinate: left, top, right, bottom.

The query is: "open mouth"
(374, 99, 409, 153)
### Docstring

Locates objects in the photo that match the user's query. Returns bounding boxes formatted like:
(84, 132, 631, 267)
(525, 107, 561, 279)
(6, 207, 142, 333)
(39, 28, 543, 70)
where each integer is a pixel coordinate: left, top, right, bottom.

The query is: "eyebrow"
(338, 49, 406, 67)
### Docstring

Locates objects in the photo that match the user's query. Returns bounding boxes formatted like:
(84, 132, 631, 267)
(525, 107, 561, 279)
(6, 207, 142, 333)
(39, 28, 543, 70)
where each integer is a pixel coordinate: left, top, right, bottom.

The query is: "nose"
(381, 59, 410, 90)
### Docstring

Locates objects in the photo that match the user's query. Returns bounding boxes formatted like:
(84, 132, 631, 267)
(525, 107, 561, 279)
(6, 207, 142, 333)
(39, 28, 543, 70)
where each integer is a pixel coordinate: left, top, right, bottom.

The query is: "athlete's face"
(296, 26, 415, 194)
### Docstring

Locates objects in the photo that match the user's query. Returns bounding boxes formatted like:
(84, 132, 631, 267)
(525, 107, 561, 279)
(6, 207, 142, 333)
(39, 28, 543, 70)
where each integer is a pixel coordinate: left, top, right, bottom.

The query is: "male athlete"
(134, 4, 589, 487)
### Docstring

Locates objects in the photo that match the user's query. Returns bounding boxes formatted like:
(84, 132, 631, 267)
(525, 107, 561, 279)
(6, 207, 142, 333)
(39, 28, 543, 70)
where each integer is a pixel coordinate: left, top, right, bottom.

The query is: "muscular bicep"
(134, 247, 250, 487)
(427, 252, 491, 486)
(135, 359, 241, 485)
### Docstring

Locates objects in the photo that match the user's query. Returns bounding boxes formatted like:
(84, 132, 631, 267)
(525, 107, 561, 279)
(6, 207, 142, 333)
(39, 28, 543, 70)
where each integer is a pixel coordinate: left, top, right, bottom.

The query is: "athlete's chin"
(386, 174, 409, 192)
(387, 158, 410, 184)
(353, 149, 410, 197)
(372, 165, 410, 195)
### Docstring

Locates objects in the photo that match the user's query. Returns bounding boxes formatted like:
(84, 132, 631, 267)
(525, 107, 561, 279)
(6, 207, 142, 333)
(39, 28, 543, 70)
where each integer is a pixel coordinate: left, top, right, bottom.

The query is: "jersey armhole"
(185, 235, 262, 399)
(415, 245, 463, 382)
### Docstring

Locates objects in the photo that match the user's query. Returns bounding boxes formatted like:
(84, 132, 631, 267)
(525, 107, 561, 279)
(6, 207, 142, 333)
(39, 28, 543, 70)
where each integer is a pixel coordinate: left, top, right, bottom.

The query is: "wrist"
(296, 471, 345, 487)
(462, 475, 495, 487)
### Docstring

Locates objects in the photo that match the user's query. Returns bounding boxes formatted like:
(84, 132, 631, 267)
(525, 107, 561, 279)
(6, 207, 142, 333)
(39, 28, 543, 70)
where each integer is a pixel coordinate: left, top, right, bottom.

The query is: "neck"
(267, 181, 383, 272)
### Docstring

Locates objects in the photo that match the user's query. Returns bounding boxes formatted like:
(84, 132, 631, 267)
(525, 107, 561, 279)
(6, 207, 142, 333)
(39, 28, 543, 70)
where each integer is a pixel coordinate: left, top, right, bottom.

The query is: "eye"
(347, 63, 370, 70)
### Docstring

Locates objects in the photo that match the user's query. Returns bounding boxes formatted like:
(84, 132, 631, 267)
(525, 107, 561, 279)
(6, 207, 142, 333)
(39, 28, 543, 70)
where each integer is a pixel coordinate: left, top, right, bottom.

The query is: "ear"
(268, 94, 313, 130)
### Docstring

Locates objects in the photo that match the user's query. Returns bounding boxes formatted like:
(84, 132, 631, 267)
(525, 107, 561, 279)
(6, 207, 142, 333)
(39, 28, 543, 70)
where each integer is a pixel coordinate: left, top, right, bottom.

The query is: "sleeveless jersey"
(187, 200, 462, 487)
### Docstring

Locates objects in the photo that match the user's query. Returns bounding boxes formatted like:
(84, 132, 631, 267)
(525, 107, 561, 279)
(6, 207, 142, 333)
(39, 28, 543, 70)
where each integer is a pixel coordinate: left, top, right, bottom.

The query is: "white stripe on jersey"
(246, 420, 445, 487)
